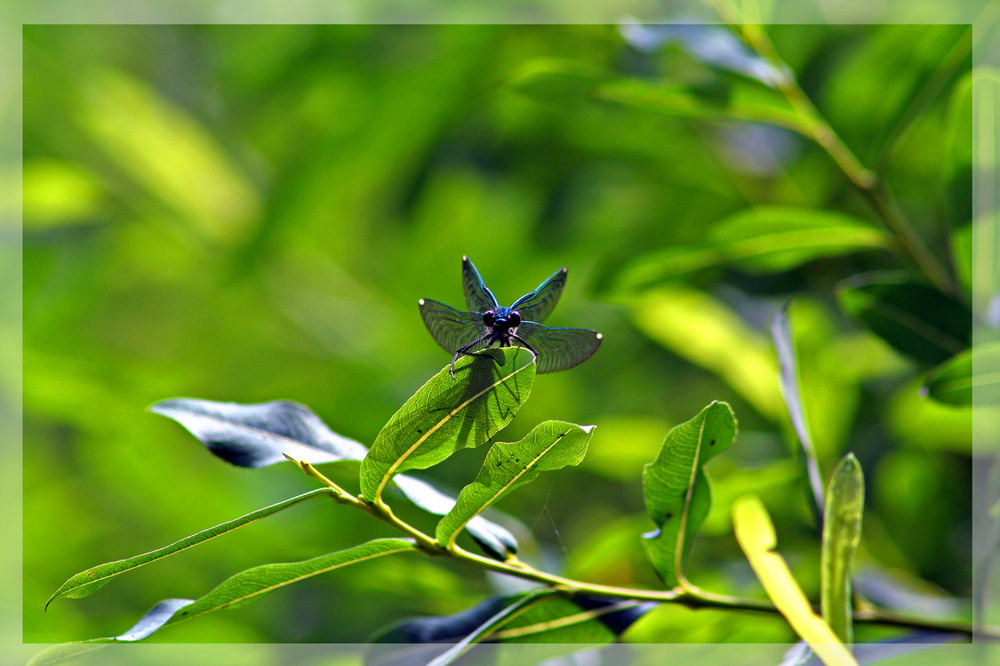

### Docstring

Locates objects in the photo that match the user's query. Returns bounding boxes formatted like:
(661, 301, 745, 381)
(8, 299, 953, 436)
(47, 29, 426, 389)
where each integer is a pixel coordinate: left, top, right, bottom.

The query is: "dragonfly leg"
(450, 333, 496, 379)
(511, 334, 539, 362)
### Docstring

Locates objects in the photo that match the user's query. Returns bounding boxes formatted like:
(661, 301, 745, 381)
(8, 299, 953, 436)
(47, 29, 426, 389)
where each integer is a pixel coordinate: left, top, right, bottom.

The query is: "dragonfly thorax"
(483, 308, 521, 332)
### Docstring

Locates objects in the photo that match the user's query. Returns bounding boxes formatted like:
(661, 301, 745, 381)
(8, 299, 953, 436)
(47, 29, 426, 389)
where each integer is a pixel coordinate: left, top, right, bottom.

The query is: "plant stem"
(290, 460, 995, 640)
(713, 16, 957, 294)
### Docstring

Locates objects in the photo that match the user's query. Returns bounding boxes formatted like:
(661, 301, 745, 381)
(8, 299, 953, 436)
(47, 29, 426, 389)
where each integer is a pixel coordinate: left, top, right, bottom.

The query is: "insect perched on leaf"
(419, 256, 603, 378)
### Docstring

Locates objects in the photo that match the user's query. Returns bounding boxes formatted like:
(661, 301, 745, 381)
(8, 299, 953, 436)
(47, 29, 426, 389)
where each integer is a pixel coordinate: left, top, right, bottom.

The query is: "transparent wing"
(419, 299, 485, 353)
(516, 321, 602, 373)
(462, 256, 499, 313)
(510, 267, 567, 323)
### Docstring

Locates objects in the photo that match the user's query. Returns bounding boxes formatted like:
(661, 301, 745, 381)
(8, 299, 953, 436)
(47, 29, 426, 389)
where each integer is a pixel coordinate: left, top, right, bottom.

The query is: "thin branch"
(290, 460, 996, 640)
(704, 11, 957, 294)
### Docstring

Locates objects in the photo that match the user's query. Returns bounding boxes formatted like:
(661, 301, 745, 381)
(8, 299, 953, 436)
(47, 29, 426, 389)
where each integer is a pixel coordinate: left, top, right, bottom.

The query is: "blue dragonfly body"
(419, 257, 602, 377)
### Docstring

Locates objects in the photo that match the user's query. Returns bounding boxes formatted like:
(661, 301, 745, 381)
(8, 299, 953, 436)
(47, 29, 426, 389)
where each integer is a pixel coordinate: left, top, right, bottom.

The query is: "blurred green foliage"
(24, 23, 977, 645)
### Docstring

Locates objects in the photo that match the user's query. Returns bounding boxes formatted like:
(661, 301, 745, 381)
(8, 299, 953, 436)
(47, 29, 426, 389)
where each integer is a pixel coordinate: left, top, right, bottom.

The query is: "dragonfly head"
(484, 308, 521, 331)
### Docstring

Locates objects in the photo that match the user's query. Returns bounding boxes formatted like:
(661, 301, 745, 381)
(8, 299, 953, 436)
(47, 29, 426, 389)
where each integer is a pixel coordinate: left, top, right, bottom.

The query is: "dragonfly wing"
(462, 256, 499, 313)
(419, 299, 485, 353)
(516, 321, 602, 373)
(510, 267, 567, 323)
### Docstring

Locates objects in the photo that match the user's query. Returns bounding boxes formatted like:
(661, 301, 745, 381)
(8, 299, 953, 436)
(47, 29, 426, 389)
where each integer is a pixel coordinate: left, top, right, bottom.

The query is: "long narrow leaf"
(821, 454, 865, 644)
(771, 302, 826, 518)
(360, 348, 536, 503)
(436, 421, 593, 548)
(45, 488, 335, 608)
(642, 401, 737, 586)
(733, 495, 858, 666)
(426, 588, 560, 666)
(39, 538, 416, 654)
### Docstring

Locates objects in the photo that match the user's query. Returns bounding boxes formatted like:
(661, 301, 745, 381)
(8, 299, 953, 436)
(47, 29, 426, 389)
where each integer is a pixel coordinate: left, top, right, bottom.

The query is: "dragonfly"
(419, 256, 603, 378)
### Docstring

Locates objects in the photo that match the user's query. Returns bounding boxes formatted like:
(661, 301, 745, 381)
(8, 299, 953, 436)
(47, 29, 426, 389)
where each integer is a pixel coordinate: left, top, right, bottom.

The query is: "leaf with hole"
(642, 401, 737, 587)
(360, 347, 536, 503)
(436, 420, 594, 548)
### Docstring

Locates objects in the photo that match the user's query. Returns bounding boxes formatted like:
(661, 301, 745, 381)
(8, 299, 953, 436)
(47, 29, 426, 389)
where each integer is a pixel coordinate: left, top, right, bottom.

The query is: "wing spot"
(596, 333, 603, 340)
(419, 299, 425, 305)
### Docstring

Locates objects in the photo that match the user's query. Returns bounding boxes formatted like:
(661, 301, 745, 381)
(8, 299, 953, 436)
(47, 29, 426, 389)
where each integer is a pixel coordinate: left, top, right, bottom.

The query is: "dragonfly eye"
(483, 311, 495, 326)
(509, 311, 521, 327)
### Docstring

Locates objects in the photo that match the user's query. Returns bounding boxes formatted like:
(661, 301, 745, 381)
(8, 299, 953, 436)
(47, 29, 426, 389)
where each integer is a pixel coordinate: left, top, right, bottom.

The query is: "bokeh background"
(23, 23, 979, 645)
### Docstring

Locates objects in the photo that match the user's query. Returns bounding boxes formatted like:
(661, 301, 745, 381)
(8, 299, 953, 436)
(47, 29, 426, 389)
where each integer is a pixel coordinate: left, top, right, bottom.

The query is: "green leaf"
(732, 495, 858, 666)
(151, 397, 520, 558)
(78, 67, 260, 244)
(45, 488, 334, 608)
(360, 348, 536, 503)
(510, 59, 807, 132)
(923, 342, 1000, 406)
(436, 420, 594, 548)
(837, 275, 971, 365)
(821, 454, 865, 644)
(630, 287, 784, 421)
(642, 401, 737, 587)
(605, 207, 889, 294)
(771, 302, 826, 519)
(170, 538, 415, 625)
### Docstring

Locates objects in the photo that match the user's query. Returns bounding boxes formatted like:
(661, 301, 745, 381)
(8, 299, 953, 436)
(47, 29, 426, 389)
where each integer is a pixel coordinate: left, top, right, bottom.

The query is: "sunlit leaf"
(923, 342, 1000, 406)
(821, 454, 865, 644)
(360, 348, 536, 504)
(604, 208, 889, 295)
(732, 495, 858, 666)
(642, 401, 737, 587)
(22, 159, 105, 229)
(78, 67, 260, 244)
(837, 275, 972, 365)
(630, 287, 784, 420)
(436, 420, 593, 548)
(393, 474, 519, 560)
(45, 488, 334, 608)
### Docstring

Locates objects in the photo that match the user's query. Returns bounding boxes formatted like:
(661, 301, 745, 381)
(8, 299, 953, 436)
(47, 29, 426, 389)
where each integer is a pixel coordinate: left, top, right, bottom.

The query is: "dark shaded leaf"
(368, 592, 654, 666)
(360, 348, 536, 503)
(642, 401, 737, 586)
(46, 488, 334, 607)
(436, 420, 593, 548)
(150, 398, 369, 468)
(837, 275, 972, 365)
(923, 342, 1000, 406)
(821, 453, 865, 644)
(425, 589, 559, 666)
